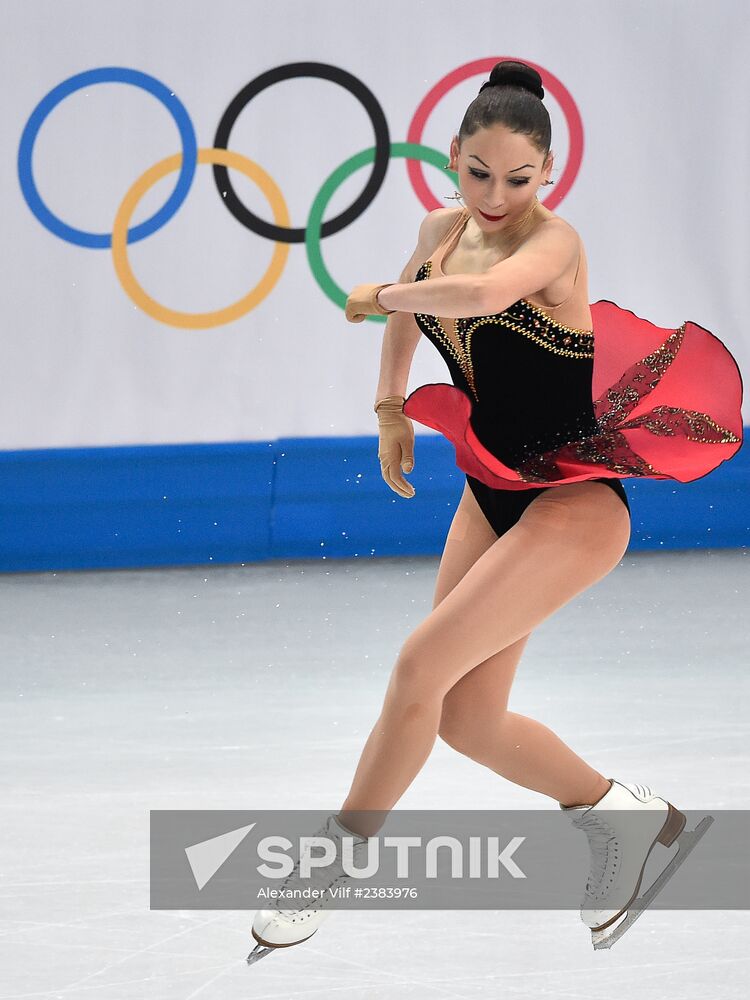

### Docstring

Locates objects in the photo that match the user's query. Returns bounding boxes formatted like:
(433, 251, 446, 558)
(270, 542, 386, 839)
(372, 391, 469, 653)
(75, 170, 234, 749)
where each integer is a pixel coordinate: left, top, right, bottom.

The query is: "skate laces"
(276, 821, 369, 915)
(573, 811, 620, 900)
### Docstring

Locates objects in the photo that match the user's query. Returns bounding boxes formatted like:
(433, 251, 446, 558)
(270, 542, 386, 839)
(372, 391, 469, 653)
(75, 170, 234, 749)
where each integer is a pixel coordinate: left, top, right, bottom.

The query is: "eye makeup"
(468, 168, 530, 185)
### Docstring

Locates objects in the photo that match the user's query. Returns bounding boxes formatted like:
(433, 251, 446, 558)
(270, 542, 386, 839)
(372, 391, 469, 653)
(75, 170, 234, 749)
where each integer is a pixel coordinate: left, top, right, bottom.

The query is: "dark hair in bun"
(479, 61, 545, 100)
(458, 60, 551, 162)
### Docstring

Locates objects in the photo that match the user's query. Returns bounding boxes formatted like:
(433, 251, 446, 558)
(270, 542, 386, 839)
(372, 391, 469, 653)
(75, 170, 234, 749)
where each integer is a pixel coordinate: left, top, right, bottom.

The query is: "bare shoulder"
(417, 206, 463, 252)
(554, 215, 586, 254)
(525, 213, 584, 266)
(399, 207, 463, 281)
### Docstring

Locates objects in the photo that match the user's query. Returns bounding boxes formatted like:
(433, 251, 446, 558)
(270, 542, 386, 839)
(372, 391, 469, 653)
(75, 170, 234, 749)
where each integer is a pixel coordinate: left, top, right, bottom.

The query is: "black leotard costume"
(402, 206, 743, 536)
(406, 207, 630, 537)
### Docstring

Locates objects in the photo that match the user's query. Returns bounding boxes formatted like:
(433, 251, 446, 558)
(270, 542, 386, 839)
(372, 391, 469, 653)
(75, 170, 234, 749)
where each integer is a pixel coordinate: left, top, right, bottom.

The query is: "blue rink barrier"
(0, 432, 747, 572)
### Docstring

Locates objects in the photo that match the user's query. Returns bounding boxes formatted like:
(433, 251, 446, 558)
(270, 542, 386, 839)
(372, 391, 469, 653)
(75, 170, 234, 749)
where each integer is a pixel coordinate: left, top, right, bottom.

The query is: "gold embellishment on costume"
(599, 323, 742, 446)
(621, 405, 740, 444)
(514, 431, 664, 483)
(415, 310, 479, 401)
(465, 309, 594, 360)
(596, 326, 683, 429)
(512, 318, 740, 483)
(414, 261, 478, 401)
(519, 297, 594, 337)
(414, 260, 594, 367)
(515, 404, 739, 484)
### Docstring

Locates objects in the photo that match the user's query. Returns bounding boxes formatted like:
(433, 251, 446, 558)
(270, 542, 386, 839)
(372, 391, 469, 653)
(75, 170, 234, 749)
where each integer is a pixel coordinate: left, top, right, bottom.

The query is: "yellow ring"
(111, 148, 290, 329)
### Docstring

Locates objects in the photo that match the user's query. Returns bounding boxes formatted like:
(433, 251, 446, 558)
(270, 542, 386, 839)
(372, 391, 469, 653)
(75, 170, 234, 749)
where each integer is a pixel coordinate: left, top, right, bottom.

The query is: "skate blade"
(591, 815, 714, 951)
(246, 943, 275, 965)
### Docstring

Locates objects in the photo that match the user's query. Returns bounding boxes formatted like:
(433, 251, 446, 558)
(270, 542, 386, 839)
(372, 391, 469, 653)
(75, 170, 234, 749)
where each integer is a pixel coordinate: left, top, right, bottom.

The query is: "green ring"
(306, 142, 458, 324)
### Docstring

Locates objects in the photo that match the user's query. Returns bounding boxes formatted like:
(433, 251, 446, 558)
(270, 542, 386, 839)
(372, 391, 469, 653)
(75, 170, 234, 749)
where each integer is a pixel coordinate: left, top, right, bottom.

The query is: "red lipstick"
(478, 209, 507, 222)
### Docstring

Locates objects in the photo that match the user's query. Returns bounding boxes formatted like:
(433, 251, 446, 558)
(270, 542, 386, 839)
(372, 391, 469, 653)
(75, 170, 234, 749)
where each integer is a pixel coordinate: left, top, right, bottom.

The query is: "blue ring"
(17, 67, 198, 248)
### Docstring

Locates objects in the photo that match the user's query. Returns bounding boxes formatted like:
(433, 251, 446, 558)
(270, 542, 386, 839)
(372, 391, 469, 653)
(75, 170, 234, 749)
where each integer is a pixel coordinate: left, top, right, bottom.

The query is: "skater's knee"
(390, 643, 437, 694)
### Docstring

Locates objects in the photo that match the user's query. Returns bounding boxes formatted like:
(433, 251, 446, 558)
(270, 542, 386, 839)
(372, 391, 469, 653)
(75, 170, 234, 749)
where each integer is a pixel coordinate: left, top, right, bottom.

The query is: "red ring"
(406, 57, 583, 212)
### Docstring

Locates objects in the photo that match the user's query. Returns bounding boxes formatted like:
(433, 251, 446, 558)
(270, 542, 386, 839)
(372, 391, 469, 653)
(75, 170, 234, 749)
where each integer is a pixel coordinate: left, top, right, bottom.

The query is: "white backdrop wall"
(1, 0, 747, 451)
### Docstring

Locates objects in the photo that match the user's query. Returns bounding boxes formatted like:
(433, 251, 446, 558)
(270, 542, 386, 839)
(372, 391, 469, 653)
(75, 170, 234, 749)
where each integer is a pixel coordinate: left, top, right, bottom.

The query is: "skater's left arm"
(476, 222, 580, 314)
(351, 221, 579, 319)
(372, 272, 486, 319)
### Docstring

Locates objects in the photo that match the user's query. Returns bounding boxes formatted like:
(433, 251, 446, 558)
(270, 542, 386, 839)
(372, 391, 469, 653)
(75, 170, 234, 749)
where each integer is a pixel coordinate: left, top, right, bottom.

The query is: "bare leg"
(338, 480, 631, 837)
(440, 710, 613, 807)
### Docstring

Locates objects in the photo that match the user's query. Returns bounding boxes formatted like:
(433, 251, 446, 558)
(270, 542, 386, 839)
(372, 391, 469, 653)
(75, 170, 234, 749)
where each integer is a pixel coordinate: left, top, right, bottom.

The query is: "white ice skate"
(246, 813, 370, 966)
(560, 778, 713, 950)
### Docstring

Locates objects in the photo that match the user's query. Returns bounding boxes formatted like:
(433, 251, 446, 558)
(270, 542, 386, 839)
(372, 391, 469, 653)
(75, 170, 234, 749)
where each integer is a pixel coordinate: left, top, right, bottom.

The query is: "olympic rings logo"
(17, 60, 583, 329)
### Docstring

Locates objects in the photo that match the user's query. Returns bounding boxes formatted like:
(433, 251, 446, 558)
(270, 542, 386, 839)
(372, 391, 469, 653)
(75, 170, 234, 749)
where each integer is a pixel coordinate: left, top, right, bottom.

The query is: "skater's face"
(448, 125, 552, 230)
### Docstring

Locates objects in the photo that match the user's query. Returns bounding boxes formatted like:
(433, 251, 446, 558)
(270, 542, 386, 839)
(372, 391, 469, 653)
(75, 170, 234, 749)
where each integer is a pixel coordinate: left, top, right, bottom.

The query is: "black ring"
(212, 62, 390, 244)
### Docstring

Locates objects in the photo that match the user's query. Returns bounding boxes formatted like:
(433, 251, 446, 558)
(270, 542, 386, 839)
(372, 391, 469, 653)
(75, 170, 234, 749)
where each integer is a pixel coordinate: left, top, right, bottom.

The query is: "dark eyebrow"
(469, 155, 534, 173)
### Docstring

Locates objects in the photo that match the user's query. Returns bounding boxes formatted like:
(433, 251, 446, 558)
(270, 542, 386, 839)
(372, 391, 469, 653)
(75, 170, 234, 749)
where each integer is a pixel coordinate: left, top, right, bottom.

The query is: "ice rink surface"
(1, 548, 748, 999)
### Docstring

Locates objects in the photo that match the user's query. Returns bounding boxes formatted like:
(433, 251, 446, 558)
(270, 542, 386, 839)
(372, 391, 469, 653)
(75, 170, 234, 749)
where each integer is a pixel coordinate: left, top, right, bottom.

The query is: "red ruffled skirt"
(403, 300, 744, 491)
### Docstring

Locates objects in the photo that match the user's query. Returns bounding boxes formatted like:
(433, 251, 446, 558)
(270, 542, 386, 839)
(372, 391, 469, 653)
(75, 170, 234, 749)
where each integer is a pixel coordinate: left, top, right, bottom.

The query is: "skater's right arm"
(373, 208, 461, 404)
(374, 209, 460, 500)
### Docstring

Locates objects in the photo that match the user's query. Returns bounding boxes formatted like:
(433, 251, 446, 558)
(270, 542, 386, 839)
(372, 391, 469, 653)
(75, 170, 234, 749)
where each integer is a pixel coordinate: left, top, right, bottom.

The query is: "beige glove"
(346, 283, 396, 323)
(374, 395, 415, 498)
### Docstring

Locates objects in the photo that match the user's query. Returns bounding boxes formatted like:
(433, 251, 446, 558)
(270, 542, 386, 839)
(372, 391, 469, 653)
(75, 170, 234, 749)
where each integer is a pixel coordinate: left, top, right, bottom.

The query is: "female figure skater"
(248, 61, 742, 963)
